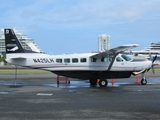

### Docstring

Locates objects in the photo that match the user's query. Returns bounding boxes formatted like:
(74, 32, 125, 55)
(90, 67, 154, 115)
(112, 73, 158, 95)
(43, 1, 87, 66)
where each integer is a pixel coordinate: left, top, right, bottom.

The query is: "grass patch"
(0, 69, 51, 74)
(149, 68, 160, 73)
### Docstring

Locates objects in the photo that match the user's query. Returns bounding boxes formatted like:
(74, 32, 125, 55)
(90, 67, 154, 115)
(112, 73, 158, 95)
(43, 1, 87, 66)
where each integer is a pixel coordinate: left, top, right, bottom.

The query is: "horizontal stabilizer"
(10, 57, 26, 60)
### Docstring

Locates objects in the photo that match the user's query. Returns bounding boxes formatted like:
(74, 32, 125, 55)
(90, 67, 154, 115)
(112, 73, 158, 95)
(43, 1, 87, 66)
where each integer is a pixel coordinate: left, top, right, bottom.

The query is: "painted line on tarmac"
(37, 93, 53, 96)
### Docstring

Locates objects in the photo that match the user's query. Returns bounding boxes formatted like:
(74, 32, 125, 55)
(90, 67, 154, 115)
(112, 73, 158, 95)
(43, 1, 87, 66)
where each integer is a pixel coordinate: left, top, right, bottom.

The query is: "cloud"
(1, 0, 160, 29)
(1, 0, 160, 54)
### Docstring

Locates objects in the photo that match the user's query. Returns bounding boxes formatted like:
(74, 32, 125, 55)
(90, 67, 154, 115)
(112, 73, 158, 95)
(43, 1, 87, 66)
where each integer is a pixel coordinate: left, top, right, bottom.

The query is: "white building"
(98, 34, 110, 52)
(0, 28, 43, 55)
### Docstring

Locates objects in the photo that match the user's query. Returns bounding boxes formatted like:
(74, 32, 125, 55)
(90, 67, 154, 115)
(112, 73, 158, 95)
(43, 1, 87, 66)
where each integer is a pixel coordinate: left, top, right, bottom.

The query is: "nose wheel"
(141, 78, 147, 85)
(141, 74, 147, 85)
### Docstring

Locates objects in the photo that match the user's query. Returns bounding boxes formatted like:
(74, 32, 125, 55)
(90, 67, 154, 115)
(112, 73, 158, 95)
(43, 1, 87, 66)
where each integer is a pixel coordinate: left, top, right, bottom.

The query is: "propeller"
(147, 54, 157, 76)
(152, 55, 157, 63)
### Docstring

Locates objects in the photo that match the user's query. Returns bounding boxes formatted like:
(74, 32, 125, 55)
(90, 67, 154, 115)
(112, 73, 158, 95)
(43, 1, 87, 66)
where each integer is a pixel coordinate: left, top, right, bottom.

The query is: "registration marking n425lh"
(33, 58, 54, 63)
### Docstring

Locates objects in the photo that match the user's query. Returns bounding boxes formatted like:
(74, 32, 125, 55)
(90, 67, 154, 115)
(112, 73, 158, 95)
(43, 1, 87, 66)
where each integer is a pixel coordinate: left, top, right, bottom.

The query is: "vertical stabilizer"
(4, 29, 25, 53)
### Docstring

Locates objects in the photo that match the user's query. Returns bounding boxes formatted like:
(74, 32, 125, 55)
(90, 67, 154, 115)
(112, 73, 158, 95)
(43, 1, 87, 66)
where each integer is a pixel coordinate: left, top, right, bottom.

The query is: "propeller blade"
(152, 55, 157, 63)
(146, 55, 157, 76)
(150, 55, 157, 76)
(147, 68, 150, 72)
(151, 65, 155, 76)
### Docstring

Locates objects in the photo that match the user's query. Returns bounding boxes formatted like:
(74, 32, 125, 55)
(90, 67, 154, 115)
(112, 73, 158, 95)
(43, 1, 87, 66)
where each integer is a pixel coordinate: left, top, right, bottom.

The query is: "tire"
(89, 79, 97, 85)
(141, 78, 147, 85)
(99, 79, 108, 87)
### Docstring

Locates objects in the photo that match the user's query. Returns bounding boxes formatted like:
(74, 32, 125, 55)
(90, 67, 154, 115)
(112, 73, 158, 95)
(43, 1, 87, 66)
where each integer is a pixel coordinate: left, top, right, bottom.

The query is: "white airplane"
(4, 28, 154, 87)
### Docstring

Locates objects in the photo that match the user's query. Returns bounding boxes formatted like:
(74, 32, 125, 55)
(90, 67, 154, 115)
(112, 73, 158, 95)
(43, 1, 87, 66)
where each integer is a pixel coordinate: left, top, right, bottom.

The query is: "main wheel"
(141, 78, 147, 85)
(99, 79, 108, 87)
(89, 79, 97, 85)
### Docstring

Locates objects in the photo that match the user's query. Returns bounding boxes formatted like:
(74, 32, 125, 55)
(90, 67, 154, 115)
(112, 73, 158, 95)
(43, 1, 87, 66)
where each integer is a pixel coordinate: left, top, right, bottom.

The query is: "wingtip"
(123, 44, 139, 47)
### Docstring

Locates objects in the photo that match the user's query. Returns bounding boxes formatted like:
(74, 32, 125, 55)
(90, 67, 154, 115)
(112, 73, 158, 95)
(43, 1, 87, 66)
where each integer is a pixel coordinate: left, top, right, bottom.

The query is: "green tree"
(0, 54, 6, 63)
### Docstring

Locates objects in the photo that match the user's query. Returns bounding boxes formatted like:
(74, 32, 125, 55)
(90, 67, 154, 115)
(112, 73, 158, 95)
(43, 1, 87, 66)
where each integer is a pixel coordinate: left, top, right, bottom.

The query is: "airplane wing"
(91, 44, 139, 58)
(90, 44, 139, 71)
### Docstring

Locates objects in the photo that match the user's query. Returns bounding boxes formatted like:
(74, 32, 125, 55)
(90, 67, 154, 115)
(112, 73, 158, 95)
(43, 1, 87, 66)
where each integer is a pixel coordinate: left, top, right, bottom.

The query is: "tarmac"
(0, 73, 160, 120)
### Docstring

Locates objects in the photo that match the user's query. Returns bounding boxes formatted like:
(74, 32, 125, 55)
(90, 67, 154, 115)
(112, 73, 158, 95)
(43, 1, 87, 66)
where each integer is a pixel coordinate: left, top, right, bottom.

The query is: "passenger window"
(116, 57, 123, 62)
(72, 58, 78, 63)
(101, 57, 108, 62)
(64, 58, 70, 63)
(109, 55, 113, 62)
(109, 57, 112, 61)
(56, 58, 62, 63)
(80, 58, 87, 62)
(91, 58, 97, 62)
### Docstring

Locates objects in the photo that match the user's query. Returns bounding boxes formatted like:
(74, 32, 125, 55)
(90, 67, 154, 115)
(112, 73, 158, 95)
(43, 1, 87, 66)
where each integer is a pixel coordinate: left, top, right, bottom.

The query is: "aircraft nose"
(149, 60, 152, 67)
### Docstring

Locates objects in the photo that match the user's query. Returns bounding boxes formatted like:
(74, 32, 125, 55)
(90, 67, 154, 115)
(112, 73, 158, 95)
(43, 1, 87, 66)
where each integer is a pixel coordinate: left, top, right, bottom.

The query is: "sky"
(0, 0, 160, 54)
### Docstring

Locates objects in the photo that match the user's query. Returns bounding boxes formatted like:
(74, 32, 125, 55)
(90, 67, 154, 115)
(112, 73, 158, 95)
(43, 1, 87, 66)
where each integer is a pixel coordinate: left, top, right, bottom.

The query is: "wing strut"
(107, 53, 118, 71)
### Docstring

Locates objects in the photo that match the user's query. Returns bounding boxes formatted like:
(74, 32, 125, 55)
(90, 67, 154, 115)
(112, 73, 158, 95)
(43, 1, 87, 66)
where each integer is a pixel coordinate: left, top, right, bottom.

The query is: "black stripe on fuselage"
(52, 71, 132, 80)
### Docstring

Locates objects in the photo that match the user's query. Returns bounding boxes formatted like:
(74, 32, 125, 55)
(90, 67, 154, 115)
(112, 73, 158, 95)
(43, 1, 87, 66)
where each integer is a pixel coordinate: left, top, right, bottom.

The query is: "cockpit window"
(116, 57, 123, 62)
(121, 54, 132, 61)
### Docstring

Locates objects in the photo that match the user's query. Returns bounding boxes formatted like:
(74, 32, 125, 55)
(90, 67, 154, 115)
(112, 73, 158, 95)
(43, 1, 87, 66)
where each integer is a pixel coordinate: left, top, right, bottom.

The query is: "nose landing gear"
(141, 74, 147, 85)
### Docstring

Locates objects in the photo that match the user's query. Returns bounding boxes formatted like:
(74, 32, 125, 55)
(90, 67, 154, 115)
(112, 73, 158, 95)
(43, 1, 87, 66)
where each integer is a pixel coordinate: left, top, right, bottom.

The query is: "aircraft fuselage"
(6, 53, 152, 79)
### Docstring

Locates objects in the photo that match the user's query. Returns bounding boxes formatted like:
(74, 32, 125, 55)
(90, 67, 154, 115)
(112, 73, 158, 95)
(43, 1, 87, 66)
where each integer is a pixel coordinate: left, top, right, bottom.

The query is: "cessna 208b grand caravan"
(4, 28, 154, 87)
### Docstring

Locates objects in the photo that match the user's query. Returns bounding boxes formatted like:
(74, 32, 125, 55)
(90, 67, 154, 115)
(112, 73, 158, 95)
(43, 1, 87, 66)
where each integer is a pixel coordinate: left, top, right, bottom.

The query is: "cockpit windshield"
(121, 54, 132, 61)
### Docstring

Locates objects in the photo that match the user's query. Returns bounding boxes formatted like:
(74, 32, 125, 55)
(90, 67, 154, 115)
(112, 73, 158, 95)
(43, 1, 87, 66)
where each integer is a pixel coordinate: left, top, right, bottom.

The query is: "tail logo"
(5, 29, 9, 34)
(11, 29, 15, 35)
(5, 29, 20, 52)
(7, 46, 18, 52)
(5, 29, 15, 35)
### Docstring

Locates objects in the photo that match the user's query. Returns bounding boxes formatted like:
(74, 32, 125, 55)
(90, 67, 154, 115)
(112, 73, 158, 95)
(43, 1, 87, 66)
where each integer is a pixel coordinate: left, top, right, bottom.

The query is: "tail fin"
(4, 28, 36, 53)
(4, 29, 25, 53)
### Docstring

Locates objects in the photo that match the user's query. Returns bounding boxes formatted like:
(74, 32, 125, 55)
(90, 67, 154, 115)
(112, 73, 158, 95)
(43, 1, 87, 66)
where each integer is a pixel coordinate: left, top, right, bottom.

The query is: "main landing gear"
(99, 79, 108, 87)
(89, 79, 108, 87)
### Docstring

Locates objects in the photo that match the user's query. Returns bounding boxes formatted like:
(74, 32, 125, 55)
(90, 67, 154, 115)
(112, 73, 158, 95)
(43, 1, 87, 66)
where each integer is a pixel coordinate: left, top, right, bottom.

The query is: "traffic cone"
(111, 78, 115, 83)
(97, 79, 100, 83)
(111, 78, 114, 86)
(135, 75, 140, 83)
